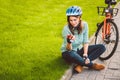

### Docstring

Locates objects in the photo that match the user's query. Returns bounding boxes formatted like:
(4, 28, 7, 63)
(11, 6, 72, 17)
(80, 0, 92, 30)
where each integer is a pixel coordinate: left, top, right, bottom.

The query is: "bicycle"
(95, 0, 119, 60)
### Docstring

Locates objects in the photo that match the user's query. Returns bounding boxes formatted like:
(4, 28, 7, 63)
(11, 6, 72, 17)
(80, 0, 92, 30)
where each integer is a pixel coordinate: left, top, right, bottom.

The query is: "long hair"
(67, 16, 83, 35)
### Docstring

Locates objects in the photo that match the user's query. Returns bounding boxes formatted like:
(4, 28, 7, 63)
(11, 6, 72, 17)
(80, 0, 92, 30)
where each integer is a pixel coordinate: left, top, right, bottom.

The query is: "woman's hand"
(83, 54, 90, 64)
(67, 34, 75, 43)
(66, 34, 75, 50)
(85, 58, 90, 64)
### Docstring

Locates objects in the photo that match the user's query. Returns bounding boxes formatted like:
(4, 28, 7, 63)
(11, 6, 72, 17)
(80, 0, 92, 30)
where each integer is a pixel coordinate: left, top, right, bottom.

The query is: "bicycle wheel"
(95, 20, 119, 60)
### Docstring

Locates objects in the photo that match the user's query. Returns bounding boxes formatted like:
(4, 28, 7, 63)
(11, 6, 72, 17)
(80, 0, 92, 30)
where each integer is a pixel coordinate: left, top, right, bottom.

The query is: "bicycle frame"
(96, 1, 119, 40)
(102, 10, 112, 40)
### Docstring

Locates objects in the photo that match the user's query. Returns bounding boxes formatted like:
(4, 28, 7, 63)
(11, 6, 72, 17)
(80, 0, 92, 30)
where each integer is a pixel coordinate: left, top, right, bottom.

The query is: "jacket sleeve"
(83, 22, 89, 44)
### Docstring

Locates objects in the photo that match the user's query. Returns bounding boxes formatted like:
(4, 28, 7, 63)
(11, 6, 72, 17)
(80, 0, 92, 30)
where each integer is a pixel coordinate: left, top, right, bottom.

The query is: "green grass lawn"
(0, 0, 105, 80)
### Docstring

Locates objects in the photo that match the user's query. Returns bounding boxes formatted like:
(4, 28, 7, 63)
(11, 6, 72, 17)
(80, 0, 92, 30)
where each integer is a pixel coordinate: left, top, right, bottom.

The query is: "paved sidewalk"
(70, 2, 120, 80)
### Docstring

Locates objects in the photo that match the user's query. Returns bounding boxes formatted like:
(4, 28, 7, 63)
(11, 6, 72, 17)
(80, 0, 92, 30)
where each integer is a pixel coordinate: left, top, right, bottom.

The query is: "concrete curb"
(60, 64, 73, 80)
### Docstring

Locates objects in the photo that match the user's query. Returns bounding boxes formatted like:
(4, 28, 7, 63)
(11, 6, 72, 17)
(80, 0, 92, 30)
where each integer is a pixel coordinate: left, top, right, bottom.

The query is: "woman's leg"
(62, 50, 93, 67)
(62, 50, 84, 65)
(87, 44, 106, 61)
(77, 44, 106, 61)
(77, 44, 106, 67)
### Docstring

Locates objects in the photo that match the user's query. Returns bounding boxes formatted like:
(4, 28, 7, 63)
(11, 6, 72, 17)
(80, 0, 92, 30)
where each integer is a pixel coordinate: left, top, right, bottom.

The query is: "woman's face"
(69, 16, 80, 27)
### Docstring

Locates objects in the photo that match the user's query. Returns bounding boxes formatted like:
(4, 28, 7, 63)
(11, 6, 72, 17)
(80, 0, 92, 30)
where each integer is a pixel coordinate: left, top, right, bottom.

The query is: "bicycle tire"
(95, 20, 119, 60)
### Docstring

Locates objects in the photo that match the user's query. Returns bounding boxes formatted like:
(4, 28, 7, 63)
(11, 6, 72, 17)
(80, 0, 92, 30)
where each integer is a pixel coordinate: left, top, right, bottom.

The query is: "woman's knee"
(62, 52, 73, 63)
(98, 44, 106, 52)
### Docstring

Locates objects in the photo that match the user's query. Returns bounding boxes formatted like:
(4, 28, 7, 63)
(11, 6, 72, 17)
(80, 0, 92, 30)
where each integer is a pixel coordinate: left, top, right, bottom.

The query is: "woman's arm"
(83, 43, 90, 64)
(83, 22, 89, 60)
(66, 34, 75, 50)
(66, 43, 72, 50)
(83, 43, 89, 55)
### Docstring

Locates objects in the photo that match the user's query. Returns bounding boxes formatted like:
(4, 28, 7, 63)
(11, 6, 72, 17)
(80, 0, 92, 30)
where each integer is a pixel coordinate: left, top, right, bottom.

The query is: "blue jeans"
(62, 44, 106, 67)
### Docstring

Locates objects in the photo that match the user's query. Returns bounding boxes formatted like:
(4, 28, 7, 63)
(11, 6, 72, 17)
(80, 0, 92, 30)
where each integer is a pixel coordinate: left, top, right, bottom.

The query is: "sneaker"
(91, 63, 105, 70)
(74, 65, 83, 73)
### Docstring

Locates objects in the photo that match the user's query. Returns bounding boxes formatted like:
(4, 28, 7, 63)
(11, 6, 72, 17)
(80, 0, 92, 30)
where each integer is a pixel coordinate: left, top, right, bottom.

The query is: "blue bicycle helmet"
(66, 6, 82, 16)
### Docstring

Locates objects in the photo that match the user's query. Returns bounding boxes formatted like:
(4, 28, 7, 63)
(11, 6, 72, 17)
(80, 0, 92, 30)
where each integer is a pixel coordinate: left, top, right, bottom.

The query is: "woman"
(61, 6, 106, 73)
